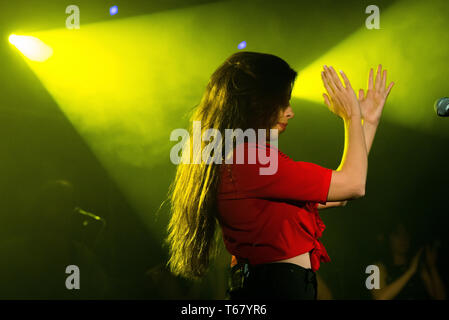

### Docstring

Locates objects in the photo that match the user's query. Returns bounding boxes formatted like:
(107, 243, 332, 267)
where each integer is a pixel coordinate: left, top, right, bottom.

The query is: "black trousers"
(227, 262, 317, 300)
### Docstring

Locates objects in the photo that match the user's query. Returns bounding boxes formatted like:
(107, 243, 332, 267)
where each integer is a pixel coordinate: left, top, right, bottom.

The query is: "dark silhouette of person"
(0, 179, 111, 299)
(371, 222, 446, 300)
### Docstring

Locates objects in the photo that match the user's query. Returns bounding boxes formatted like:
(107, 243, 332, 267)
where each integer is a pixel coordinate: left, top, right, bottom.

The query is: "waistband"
(231, 256, 313, 272)
(231, 260, 316, 282)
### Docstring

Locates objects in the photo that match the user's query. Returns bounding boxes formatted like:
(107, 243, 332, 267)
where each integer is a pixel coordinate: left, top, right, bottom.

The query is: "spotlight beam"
(9, 34, 53, 62)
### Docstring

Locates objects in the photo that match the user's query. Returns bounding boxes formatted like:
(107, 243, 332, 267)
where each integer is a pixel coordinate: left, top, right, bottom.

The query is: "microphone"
(434, 97, 449, 117)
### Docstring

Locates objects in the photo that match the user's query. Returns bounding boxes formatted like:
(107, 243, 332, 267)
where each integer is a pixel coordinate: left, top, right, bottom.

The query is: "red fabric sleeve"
(230, 143, 333, 204)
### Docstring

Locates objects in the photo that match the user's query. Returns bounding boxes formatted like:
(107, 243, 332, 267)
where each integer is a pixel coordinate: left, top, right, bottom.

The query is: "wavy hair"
(165, 51, 297, 279)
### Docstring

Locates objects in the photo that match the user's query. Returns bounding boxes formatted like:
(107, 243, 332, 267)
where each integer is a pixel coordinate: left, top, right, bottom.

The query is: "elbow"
(358, 185, 366, 198)
(352, 183, 366, 199)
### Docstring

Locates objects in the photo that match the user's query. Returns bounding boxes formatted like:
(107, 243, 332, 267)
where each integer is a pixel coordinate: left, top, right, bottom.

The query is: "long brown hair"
(165, 51, 297, 279)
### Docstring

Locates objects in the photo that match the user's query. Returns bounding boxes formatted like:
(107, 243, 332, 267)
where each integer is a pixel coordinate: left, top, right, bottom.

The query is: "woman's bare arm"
(318, 120, 376, 209)
(317, 201, 347, 210)
(372, 249, 423, 300)
(422, 245, 447, 300)
(319, 65, 394, 207)
(328, 116, 368, 201)
(321, 66, 368, 202)
(371, 263, 414, 300)
(428, 265, 447, 300)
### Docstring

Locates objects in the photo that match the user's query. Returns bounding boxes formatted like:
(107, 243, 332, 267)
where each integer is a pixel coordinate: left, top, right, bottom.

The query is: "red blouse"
(217, 141, 332, 272)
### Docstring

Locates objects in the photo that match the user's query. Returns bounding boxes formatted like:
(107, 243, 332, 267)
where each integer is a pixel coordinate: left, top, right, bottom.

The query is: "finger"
(375, 64, 382, 89)
(385, 81, 394, 98)
(323, 71, 344, 108)
(321, 71, 333, 93)
(328, 66, 345, 91)
(382, 70, 387, 90)
(339, 70, 353, 90)
(321, 71, 337, 102)
(323, 66, 337, 93)
(323, 93, 331, 108)
(358, 89, 365, 101)
(368, 68, 374, 90)
(322, 68, 339, 95)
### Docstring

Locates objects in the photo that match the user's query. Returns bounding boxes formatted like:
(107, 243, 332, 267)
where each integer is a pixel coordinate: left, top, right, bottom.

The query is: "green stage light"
(9, 3, 239, 239)
(8, 34, 53, 62)
(292, 0, 449, 137)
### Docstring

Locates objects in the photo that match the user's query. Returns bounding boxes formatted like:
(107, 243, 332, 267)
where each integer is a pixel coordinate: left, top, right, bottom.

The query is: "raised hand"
(425, 243, 438, 269)
(321, 65, 361, 120)
(358, 65, 394, 124)
(409, 247, 424, 275)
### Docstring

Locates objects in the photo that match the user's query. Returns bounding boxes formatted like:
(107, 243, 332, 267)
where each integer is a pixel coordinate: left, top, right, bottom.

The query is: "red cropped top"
(217, 141, 332, 272)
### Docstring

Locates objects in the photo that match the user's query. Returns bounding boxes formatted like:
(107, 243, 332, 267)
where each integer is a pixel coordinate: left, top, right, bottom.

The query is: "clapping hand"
(321, 65, 361, 120)
(425, 243, 438, 269)
(358, 65, 394, 125)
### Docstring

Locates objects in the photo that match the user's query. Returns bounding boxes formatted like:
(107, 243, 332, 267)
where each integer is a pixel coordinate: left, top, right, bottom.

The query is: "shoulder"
(236, 141, 289, 159)
(230, 141, 283, 159)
